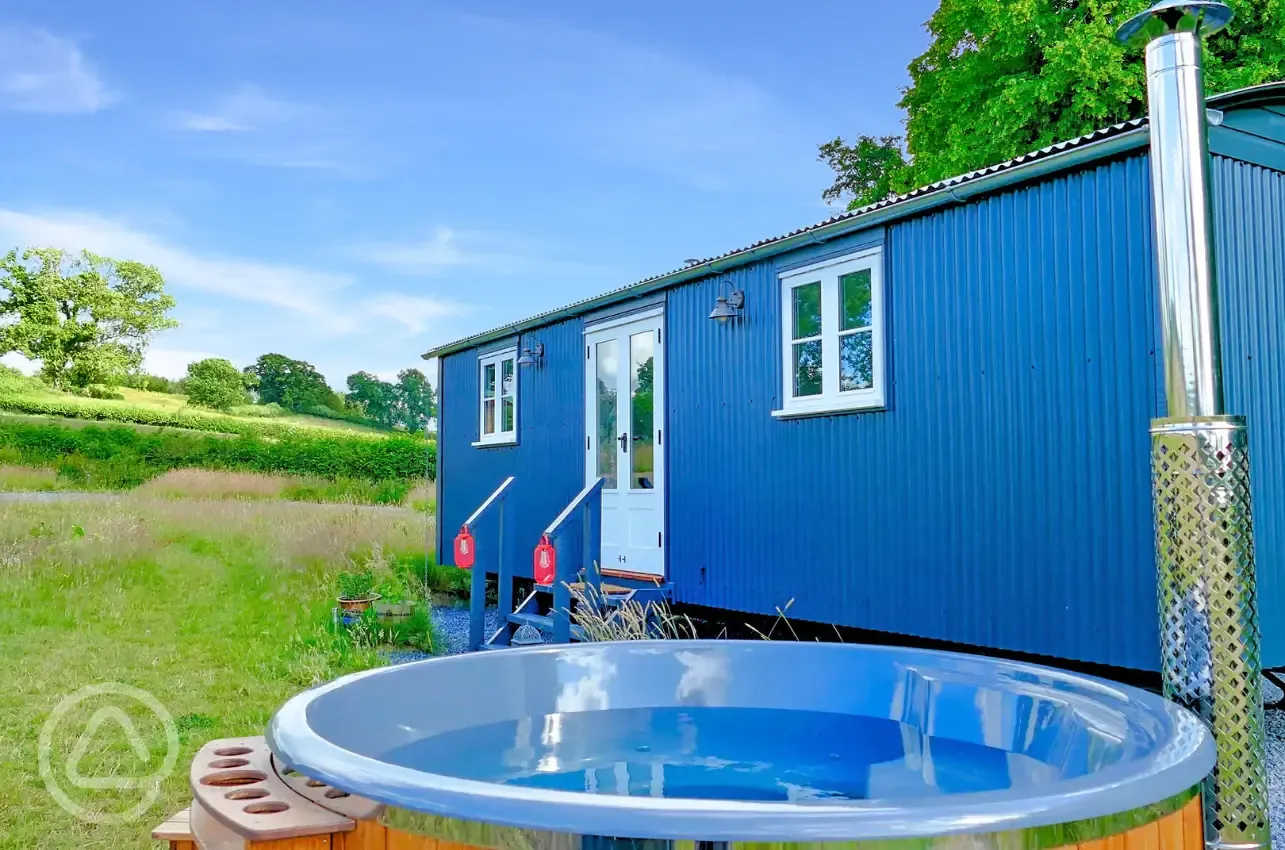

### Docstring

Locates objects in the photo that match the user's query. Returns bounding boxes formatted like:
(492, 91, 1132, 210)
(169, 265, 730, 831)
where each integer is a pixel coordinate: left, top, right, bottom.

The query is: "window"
(776, 247, 885, 418)
(475, 347, 517, 446)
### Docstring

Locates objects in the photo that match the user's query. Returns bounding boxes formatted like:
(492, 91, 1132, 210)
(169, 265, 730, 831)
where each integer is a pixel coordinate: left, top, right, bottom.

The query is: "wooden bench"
(151, 807, 194, 850)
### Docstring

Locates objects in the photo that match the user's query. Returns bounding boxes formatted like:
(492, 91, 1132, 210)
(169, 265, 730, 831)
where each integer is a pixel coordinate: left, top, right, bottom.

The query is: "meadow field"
(0, 484, 445, 849)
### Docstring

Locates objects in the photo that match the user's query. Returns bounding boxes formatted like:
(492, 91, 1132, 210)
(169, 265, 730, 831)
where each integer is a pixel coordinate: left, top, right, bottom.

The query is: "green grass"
(118, 388, 390, 435)
(0, 495, 438, 849)
(0, 370, 399, 441)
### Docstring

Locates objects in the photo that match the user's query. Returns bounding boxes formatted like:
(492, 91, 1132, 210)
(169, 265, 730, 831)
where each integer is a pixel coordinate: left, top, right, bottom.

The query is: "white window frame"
(774, 246, 886, 419)
(473, 347, 518, 447)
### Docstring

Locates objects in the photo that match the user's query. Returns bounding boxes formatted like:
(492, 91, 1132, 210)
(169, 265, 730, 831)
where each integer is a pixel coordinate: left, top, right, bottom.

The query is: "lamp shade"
(709, 296, 737, 323)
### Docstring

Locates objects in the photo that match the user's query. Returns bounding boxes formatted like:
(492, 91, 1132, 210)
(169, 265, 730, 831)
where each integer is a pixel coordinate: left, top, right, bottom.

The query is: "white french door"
(584, 310, 665, 577)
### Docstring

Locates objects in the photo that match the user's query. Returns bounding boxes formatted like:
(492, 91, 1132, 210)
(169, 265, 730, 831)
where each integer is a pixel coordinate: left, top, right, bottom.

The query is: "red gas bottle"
(453, 525, 475, 569)
(533, 534, 556, 585)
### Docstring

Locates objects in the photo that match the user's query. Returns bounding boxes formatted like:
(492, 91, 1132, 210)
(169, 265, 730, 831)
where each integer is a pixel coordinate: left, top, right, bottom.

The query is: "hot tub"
(243, 641, 1215, 849)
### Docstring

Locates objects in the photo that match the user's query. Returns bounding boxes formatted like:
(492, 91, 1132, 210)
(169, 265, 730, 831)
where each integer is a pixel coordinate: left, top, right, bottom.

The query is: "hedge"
(0, 420, 436, 483)
(0, 392, 394, 441)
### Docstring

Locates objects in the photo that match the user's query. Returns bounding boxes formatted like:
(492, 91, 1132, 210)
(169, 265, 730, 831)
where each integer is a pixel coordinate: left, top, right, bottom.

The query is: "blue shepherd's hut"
(424, 82, 1285, 672)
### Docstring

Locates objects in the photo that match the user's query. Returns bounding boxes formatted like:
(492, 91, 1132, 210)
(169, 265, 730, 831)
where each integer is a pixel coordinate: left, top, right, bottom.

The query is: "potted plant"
(337, 569, 380, 615)
(373, 573, 416, 624)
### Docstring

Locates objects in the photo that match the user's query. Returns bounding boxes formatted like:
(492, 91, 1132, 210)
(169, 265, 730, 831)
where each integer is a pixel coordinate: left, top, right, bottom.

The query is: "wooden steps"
(151, 807, 195, 849)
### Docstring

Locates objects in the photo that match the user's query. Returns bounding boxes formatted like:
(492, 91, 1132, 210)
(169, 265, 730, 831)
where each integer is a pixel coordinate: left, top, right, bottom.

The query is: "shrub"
(0, 365, 47, 395)
(184, 358, 251, 411)
(0, 420, 436, 482)
(300, 403, 381, 428)
(86, 384, 125, 400)
(229, 402, 286, 418)
(337, 569, 376, 600)
(0, 390, 414, 441)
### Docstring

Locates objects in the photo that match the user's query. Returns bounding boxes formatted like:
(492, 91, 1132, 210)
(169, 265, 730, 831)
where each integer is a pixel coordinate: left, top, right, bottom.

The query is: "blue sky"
(0, 0, 935, 387)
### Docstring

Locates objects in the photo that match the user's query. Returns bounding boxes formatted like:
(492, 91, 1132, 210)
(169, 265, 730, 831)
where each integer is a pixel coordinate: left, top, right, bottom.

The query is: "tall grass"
(0, 496, 428, 849)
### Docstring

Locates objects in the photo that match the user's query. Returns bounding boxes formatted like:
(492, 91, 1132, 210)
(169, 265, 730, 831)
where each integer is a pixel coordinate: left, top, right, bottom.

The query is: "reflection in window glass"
(596, 340, 618, 489)
(792, 282, 822, 339)
(840, 332, 873, 391)
(483, 399, 496, 434)
(501, 359, 515, 398)
(840, 270, 872, 330)
(793, 340, 823, 396)
(629, 331, 655, 490)
(483, 364, 496, 399)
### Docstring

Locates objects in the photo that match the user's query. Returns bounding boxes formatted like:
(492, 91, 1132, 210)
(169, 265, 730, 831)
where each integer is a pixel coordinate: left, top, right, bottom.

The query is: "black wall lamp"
(708, 279, 745, 324)
(517, 342, 545, 367)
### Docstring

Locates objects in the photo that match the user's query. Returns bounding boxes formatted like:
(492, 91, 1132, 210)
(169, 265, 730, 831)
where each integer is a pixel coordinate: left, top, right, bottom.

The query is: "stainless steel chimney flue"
(1118, 3, 1273, 848)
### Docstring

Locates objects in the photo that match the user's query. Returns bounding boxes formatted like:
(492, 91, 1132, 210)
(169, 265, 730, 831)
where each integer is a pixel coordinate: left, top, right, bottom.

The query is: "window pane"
(792, 282, 821, 339)
(629, 331, 655, 490)
(483, 363, 496, 399)
(841, 269, 872, 330)
(501, 397, 515, 432)
(483, 399, 496, 434)
(792, 340, 823, 397)
(501, 358, 515, 397)
(595, 340, 618, 489)
(840, 331, 873, 391)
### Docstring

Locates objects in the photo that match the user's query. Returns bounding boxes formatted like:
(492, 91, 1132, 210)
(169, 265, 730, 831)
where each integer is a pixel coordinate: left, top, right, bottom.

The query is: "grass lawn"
(116, 388, 390, 435)
(0, 495, 437, 849)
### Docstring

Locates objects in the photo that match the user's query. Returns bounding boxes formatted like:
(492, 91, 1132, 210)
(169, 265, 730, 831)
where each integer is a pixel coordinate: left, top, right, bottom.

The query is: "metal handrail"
(462, 476, 514, 651)
(543, 477, 605, 643)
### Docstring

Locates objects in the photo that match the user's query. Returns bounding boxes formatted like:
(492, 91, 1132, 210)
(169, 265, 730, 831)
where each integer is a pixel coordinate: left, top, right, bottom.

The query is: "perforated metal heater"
(1117, 2, 1272, 847)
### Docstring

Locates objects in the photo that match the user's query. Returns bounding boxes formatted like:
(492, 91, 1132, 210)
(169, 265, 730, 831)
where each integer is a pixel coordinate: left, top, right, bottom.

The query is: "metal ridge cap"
(421, 122, 1151, 360)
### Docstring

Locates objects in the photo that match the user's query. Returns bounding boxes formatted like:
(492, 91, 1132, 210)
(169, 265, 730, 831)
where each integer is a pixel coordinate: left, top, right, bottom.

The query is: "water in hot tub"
(383, 707, 1062, 801)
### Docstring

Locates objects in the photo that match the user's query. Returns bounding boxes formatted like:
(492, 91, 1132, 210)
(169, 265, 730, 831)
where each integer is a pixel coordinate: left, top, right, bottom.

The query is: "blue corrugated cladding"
(1213, 157, 1285, 667)
(667, 153, 1165, 670)
(438, 317, 586, 575)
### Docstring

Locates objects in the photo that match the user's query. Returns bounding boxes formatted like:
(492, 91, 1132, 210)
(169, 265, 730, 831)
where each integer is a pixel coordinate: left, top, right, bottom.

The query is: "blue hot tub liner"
(267, 640, 1214, 843)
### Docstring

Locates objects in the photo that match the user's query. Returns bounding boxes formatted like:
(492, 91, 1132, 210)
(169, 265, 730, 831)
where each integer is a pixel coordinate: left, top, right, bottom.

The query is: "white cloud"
(171, 85, 355, 172)
(354, 226, 604, 279)
(0, 209, 355, 329)
(364, 292, 472, 334)
(143, 348, 219, 379)
(1, 352, 36, 375)
(0, 26, 115, 114)
(175, 84, 306, 133)
(0, 208, 479, 349)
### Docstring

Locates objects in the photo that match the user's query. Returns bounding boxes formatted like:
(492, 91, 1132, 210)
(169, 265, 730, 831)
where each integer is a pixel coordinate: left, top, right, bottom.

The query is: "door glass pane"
(595, 340, 618, 489)
(629, 331, 655, 490)
(793, 340, 823, 397)
(483, 399, 496, 434)
(501, 397, 515, 432)
(792, 282, 822, 339)
(483, 364, 496, 399)
(840, 331, 873, 391)
(841, 269, 872, 330)
(501, 358, 515, 397)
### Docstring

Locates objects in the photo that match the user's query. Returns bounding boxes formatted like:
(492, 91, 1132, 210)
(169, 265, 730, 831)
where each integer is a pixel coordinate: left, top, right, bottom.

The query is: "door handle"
(618, 432, 629, 453)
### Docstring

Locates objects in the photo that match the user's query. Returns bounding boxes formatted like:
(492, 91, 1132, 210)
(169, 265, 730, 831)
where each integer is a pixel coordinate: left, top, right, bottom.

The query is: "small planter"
(374, 602, 415, 624)
(337, 593, 380, 615)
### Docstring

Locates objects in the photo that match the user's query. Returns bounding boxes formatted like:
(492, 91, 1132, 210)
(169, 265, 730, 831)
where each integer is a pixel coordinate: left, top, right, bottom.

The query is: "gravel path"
(381, 605, 502, 664)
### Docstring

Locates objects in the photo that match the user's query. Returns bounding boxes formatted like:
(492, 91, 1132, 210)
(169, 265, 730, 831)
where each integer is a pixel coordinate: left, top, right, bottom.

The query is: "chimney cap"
(1116, 0, 1232, 47)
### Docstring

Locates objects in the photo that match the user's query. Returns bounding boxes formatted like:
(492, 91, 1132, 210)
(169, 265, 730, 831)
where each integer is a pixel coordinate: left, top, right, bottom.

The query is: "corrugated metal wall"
(667, 153, 1165, 670)
(433, 150, 1285, 671)
(438, 317, 586, 575)
(1213, 157, 1285, 666)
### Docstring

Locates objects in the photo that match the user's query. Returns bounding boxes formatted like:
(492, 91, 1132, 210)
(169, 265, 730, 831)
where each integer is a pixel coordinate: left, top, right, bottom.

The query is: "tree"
(0, 248, 178, 388)
(184, 358, 250, 411)
(346, 371, 399, 428)
(820, 0, 1285, 209)
(396, 369, 435, 434)
(245, 353, 334, 412)
(818, 135, 910, 208)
